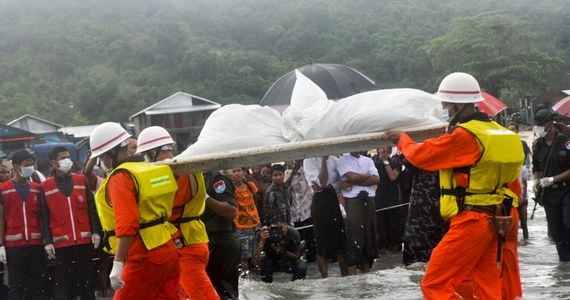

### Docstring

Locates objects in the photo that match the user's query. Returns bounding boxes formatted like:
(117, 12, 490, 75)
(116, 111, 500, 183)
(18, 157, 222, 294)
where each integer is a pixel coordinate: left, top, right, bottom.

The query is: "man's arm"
(38, 190, 54, 245)
(392, 129, 481, 172)
(85, 182, 102, 234)
(206, 196, 237, 220)
(252, 227, 268, 268)
(343, 172, 379, 186)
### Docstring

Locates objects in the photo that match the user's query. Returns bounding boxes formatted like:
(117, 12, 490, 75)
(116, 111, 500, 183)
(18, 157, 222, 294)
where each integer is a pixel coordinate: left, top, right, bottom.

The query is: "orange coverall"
(109, 172, 181, 300)
(397, 128, 506, 300)
(172, 175, 219, 300)
(455, 180, 523, 300)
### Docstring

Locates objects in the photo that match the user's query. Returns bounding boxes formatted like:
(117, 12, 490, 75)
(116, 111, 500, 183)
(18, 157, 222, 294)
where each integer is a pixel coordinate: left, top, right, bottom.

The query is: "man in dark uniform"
(203, 170, 241, 299)
(532, 108, 570, 261)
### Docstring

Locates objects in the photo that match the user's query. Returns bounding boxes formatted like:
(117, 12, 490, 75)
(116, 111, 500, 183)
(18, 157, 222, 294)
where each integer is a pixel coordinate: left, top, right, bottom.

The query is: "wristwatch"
(383, 160, 390, 166)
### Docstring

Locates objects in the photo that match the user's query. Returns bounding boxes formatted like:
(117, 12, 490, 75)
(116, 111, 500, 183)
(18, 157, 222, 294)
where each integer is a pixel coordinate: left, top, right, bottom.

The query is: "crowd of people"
(0, 71, 563, 300)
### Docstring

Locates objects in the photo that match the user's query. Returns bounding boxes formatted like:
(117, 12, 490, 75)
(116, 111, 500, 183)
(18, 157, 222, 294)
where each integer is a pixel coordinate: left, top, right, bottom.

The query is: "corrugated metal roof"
(59, 125, 99, 138)
(7, 114, 62, 134)
(130, 92, 221, 119)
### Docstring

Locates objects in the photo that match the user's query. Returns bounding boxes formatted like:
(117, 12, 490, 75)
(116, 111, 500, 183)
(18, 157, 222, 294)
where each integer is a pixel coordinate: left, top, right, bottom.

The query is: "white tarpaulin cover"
(180, 104, 288, 156)
(282, 70, 446, 141)
(178, 70, 445, 157)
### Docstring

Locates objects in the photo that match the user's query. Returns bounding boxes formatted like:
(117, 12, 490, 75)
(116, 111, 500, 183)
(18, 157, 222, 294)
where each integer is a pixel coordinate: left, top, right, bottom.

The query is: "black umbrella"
(260, 63, 377, 107)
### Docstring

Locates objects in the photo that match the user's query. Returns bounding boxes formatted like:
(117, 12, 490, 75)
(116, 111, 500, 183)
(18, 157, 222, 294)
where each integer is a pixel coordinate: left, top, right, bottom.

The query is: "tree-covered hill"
(0, 0, 567, 125)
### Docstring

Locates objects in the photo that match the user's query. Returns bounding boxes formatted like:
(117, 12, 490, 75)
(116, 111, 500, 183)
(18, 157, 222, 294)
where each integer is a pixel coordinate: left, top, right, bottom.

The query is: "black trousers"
(206, 231, 241, 300)
(53, 244, 95, 300)
(543, 189, 570, 261)
(6, 245, 49, 299)
(260, 256, 307, 283)
(293, 218, 316, 262)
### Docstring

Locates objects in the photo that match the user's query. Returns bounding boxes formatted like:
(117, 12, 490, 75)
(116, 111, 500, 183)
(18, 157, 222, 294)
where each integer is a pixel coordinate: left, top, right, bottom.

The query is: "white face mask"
(98, 158, 110, 174)
(442, 108, 451, 122)
(57, 158, 73, 173)
(19, 166, 35, 178)
(534, 125, 546, 138)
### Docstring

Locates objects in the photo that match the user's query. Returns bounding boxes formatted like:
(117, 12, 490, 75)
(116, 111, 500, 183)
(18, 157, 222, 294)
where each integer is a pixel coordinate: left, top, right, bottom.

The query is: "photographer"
(252, 219, 307, 283)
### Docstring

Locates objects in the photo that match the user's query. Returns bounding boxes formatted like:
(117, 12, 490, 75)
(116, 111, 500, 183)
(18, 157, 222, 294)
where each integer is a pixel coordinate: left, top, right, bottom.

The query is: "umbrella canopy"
(260, 63, 377, 107)
(553, 96, 570, 116)
(478, 91, 507, 116)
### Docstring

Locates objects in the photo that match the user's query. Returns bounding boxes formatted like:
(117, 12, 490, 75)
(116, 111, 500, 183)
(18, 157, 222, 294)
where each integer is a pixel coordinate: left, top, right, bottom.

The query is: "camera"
(267, 224, 282, 243)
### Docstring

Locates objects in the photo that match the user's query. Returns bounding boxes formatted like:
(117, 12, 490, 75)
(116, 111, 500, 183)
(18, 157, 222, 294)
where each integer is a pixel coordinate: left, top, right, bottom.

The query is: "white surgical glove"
(44, 244, 56, 259)
(533, 179, 540, 193)
(110, 260, 125, 290)
(91, 233, 101, 249)
(0, 246, 6, 264)
(540, 177, 555, 188)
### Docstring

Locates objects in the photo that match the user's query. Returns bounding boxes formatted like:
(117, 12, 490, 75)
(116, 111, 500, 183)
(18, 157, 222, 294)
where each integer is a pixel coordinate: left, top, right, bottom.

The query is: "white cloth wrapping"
(281, 70, 446, 142)
(179, 104, 289, 156)
(177, 70, 446, 157)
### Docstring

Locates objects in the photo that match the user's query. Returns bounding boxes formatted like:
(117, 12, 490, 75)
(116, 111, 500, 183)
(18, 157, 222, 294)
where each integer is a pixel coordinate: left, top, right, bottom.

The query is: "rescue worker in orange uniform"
(0, 150, 48, 298)
(40, 146, 101, 299)
(89, 122, 181, 300)
(388, 72, 524, 300)
(137, 126, 219, 300)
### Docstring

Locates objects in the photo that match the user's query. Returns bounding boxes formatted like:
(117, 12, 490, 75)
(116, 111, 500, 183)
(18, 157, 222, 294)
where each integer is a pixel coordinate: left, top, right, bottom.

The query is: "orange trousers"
(179, 242, 220, 300)
(421, 211, 501, 300)
(115, 242, 182, 300)
(454, 208, 522, 300)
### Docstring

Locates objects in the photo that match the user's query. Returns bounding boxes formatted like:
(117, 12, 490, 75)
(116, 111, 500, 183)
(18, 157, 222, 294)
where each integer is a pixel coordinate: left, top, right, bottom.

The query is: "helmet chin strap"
(447, 103, 470, 130)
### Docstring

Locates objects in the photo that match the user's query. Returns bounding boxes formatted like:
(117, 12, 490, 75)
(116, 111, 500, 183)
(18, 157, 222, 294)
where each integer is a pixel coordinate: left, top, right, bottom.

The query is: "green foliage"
(0, 0, 567, 125)
(427, 12, 563, 105)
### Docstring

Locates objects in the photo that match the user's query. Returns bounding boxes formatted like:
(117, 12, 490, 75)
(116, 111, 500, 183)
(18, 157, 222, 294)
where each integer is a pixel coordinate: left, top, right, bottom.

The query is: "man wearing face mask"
(532, 108, 570, 262)
(0, 150, 49, 298)
(387, 72, 524, 299)
(39, 146, 102, 299)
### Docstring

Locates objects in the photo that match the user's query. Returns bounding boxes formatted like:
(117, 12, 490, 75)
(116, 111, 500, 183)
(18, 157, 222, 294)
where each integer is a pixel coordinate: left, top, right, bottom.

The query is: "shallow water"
(239, 193, 570, 299)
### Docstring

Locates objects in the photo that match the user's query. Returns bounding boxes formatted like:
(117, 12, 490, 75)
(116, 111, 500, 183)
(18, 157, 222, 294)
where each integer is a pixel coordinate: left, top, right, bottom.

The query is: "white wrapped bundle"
(179, 104, 288, 156)
(282, 70, 446, 142)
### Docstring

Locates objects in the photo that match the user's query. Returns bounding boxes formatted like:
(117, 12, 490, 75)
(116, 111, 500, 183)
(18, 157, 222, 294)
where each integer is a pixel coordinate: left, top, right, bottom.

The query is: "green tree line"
(0, 0, 567, 126)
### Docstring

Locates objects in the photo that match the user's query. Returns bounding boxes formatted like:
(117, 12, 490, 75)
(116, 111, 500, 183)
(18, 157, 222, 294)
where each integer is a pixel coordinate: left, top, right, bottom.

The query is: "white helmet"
(435, 72, 484, 103)
(136, 126, 174, 154)
(90, 122, 131, 158)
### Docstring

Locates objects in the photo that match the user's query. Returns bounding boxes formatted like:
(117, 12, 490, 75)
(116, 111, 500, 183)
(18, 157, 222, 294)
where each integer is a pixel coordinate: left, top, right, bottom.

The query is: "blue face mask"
(19, 166, 35, 178)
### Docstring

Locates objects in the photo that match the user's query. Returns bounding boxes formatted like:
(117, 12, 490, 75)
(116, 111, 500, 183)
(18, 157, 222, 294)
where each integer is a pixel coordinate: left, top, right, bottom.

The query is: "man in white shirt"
(304, 156, 348, 278)
(336, 152, 379, 275)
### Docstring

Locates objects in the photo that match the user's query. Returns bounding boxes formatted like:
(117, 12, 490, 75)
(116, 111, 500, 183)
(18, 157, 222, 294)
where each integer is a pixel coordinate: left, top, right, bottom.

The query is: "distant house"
(8, 114, 67, 143)
(130, 92, 221, 150)
(0, 125, 37, 160)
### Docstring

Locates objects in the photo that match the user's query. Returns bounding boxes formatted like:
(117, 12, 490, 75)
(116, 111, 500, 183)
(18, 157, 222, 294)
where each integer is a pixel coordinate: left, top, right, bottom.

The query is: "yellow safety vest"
(439, 120, 523, 220)
(95, 162, 178, 254)
(177, 173, 209, 245)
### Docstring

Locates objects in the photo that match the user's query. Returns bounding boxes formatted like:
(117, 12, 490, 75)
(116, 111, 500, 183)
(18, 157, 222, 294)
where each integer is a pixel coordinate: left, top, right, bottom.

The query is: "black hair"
(49, 146, 69, 161)
(506, 122, 519, 130)
(270, 163, 285, 174)
(12, 149, 33, 165)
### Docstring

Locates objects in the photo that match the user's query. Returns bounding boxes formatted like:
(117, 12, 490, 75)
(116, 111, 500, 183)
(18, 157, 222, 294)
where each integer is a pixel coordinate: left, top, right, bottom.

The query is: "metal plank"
(159, 124, 446, 173)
